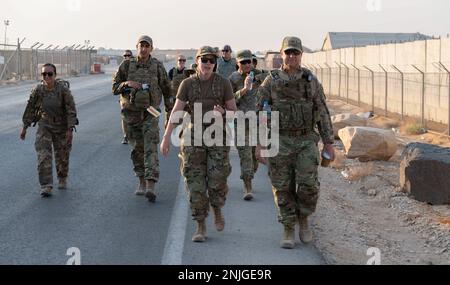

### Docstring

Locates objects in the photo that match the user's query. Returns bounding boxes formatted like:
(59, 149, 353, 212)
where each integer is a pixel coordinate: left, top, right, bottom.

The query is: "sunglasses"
(41, 72, 54, 77)
(123, 54, 132, 57)
(239, 60, 252, 65)
(222, 50, 230, 53)
(178, 59, 186, 62)
(200, 57, 216, 64)
(284, 49, 302, 56)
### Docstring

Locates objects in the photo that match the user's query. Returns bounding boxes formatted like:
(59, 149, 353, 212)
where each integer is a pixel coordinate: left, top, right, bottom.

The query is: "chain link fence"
(0, 40, 96, 82)
(306, 64, 450, 135)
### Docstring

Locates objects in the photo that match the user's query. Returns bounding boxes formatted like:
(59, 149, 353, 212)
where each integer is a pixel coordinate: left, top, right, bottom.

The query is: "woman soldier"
(161, 46, 237, 242)
(20, 63, 78, 197)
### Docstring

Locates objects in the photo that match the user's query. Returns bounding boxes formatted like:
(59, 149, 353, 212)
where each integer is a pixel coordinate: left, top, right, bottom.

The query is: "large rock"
(400, 143, 450, 205)
(332, 113, 368, 138)
(338, 127, 397, 161)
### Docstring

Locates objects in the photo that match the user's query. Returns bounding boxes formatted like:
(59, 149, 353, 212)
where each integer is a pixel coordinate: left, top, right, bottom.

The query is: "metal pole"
(412, 65, 426, 127)
(351, 64, 361, 106)
(324, 63, 332, 97)
(392, 65, 404, 120)
(342, 63, 350, 104)
(17, 38, 21, 80)
(364, 65, 375, 112)
(335, 61, 341, 97)
(379, 64, 388, 116)
(318, 64, 324, 85)
(438, 62, 450, 136)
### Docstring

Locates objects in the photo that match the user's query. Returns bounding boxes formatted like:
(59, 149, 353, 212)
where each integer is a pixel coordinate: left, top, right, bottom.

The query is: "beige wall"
(303, 38, 450, 129)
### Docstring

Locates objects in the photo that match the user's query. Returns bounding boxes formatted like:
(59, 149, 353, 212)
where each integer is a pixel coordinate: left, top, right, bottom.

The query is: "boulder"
(400, 143, 450, 205)
(332, 113, 368, 138)
(338, 127, 397, 161)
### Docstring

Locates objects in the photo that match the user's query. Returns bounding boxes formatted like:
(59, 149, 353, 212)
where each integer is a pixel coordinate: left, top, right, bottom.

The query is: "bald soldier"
(256, 37, 335, 249)
(112, 35, 174, 202)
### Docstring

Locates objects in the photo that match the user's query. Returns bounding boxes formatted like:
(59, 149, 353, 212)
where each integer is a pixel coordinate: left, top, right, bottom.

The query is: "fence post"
(335, 61, 341, 98)
(318, 64, 324, 85)
(438, 62, 450, 136)
(324, 63, 332, 97)
(392, 65, 404, 120)
(363, 65, 375, 113)
(379, 64, 388, 116)
(342, 63, 350, 104)
(351, 64, 361, 106)
(412, 65, 426, 127)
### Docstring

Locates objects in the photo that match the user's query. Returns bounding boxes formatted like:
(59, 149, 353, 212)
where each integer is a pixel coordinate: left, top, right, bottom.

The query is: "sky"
(1, 0, 449, 52)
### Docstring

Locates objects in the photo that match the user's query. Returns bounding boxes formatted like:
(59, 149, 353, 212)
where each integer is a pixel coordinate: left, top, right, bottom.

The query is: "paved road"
(0, 68, 324, 265)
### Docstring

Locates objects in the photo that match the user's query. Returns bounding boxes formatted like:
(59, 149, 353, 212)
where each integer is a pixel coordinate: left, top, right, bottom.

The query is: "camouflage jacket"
(112, 56, 174, 113)
(256, 67, 334, 144)
(229, 69, 266, 113)
(22, 79, 78, 130)
(216, 57, 237, 79)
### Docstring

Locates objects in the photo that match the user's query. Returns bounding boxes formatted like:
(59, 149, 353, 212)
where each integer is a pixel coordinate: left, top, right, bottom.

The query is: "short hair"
(42, 63, 57, 74)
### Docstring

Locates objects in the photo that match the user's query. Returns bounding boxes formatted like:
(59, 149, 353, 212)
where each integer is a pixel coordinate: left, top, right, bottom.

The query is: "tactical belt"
(41, 113, 64, 124)
(279, 129, 311, 137)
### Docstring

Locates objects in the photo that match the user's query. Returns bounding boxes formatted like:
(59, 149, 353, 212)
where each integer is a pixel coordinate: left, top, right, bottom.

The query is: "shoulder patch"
(270, 69, 281, 80)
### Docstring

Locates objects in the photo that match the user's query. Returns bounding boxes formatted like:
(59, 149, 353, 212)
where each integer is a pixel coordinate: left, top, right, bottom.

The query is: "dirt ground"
(310, 99, 450, 265)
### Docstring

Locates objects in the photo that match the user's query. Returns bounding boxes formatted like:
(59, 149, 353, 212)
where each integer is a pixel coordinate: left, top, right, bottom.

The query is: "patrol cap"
(196, 46, 218, 58)
(236, 50, 253, 62)
(137, 35, 153, 46)
(222, 45, 232, 52)
(281, 36, 303, 53)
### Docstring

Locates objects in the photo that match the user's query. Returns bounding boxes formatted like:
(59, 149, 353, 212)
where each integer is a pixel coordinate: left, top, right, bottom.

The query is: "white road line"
(161, 177, 189, 265)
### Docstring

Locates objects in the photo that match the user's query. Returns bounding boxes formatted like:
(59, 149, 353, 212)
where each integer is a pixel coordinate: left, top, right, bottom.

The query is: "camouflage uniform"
(257, 66, 334, 227)
(169, 67, 188, 98)
(112, 56, 173, 182)
(178, 67, 234, 221)
(229, 65, 265, 180)
(216, 57, 237, 79)
(22, 79, 78, 189)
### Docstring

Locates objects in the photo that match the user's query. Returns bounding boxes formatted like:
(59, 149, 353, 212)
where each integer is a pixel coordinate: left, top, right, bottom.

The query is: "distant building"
(264, 52, 283, 69)
(321, 32, 432, 51)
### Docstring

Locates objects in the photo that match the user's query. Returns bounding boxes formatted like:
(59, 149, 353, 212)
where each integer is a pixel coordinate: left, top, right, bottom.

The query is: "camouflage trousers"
(35, 124, 71, 188)
(180, 145, 231, 221)
(235, 124, 258, 180)
(122, 110, 160, 181)
(119, 101, 130, 137)
(268, 135, 321, 227)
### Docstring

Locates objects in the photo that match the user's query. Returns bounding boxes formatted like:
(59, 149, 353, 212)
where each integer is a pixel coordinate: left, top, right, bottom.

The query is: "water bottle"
(263, 100, 271, 118)
(248, 71, 254, 91)
(262, 100, 271, 125)
(321, 150, 332, 167)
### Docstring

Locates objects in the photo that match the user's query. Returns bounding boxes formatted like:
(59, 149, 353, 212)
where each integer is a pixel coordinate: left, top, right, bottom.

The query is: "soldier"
(120, 50, 133, 144)
(112, 35, 173, 202)
(216, 45, 237, 79)
(168, 55, 188, 99)
(20, 63, 78, 197)
(161, 46, 237, 243)
(229, 49, 265, 201)
(256, 37, 335, 249)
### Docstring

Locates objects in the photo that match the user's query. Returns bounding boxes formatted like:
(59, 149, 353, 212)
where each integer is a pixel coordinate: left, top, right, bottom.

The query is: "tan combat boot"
(280, 225, 296, 249)
(298, 215, 313, 243)
(145, 180, 157, 203)
(58, 177, 67, 190)
(192, 220, 207, 242)
(40, 186, 53, 198)
(135, 177, 145, 196)
(243, 179, 254, 201)
(212, 207, 225, 232)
